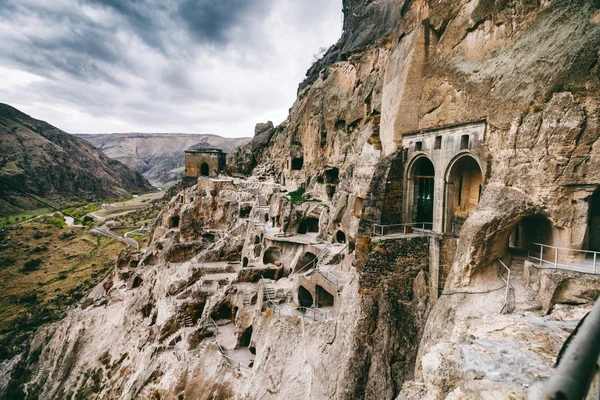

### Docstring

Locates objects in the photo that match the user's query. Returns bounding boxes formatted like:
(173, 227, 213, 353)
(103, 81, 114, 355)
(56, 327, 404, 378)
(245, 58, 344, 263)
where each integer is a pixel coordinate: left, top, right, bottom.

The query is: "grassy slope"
(0, 224, 125, 361)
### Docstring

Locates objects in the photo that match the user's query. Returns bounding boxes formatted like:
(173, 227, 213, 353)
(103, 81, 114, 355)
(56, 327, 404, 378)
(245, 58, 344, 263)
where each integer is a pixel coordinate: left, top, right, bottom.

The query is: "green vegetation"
(0, 208, 52, 228)
(0, 224, 125, 362)
(60, 201, 101, 220)
(285, 188, 322, 205)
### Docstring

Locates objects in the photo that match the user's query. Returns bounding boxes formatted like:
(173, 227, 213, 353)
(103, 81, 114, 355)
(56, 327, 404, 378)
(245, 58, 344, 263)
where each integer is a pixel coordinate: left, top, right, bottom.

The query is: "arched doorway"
(298, 286, 313, 308)
(200, 162, 209, 176)
(263, 247, 281, 265)
(409, 157, 435, 224)
(589, 190, 600, 251)
(445, 155, 483, 234)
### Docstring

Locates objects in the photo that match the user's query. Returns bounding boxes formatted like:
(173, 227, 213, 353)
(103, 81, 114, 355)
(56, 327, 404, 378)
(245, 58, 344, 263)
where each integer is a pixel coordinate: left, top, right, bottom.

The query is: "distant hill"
(76, 133, 251, 186)
(0, 104, 152, 216)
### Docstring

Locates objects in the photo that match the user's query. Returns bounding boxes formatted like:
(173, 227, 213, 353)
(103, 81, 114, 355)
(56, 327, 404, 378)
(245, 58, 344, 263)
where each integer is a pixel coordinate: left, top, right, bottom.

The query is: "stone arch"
(509, 215, 554, 252)
(263, 247, 281, 265)
(295, 252, 317, 272)
(316, 285, 334, 307)
(298, 286, 313, 308)
(444, 153, 483, 235)
(298, 217, 320, 234)
(407, 155, 435, 224)
(200, 162, 209, 176)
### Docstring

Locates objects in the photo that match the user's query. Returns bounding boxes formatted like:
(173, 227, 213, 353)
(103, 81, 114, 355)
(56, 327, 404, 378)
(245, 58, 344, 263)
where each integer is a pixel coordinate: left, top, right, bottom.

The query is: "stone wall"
(184, 150, 226, 178)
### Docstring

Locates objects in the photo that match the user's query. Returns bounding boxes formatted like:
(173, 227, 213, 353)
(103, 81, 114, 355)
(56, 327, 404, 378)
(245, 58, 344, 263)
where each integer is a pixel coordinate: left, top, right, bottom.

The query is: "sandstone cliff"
(0, 104, 152, 215)
(5, 0, 600, 399)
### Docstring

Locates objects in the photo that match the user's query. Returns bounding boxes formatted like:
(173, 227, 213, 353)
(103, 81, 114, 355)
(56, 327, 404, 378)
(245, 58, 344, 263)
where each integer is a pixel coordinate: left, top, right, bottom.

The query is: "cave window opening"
(589, 189, 600, 252)
(238, 325, 253, 348)
(445, 155, 482, 235)
(434, 136, 442, 150)
(298, 286, 313, 308)
(200, 162, 209, 176)
(263, 247, 281, 265)
(254, 235, 260, 245)
(316, 285, 334, 307)
(325, 168, 339, 184)
(242, 257, 249, 268)
(298, 217, 320, 234)
(291, 157, 304, 170)
(264, 213, 269, 223)
(336, 230, 346, 243)
(415, 141, 423, 151)
(296, 252, 317, 272)
(460, 135, 469, 150)
(169, 215, 180, 228)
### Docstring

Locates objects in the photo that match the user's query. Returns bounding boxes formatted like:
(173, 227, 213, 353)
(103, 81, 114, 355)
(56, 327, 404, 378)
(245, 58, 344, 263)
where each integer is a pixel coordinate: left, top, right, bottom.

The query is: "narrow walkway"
(91, 227, 139, 250)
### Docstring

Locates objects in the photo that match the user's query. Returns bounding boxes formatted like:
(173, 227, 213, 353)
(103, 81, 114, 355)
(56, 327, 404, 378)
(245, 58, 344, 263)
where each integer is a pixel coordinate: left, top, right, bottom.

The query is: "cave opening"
(291, 157, 304, 170)
(253, 244, 262, 258)
(254, 235, 261, 245)
(242, 257, 249, 268)
(298, 286, 313, 308)
(298, 217, 320, 234)
(296, 252, 317, 272)
(316, 285, 334, 307)
(238, 325, 253, 348)
(212, 303, 234, 322)
(240, 204, 253, 218)
(168, 215, 180, 228)
(263, 247, 281, 265)
(336, 230, 346, 243)
(264, 213, 269, 223)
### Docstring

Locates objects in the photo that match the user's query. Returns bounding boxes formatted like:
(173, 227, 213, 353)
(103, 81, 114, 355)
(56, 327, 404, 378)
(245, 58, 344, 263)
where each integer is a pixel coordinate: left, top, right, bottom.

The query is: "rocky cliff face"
(0, 104, 152, 215)
(78, 133, 251, 187)
(5, 0, 600, 399)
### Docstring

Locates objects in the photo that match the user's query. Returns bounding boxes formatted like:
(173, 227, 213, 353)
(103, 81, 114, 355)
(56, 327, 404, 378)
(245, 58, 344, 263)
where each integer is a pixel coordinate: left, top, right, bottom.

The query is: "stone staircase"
(262, 285, 276, 302)
(257, 195, 269, 208)
(243, 291, 254, 306)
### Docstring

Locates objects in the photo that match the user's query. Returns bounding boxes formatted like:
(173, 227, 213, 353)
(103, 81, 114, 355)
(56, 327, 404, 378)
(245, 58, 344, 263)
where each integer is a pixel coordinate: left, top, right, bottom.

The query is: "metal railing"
(208, 318, 251, 373)
(534, 294, 600, 399)
(372, 222, 434, 236)
(528, 242, 600, 275)
(497, 259, 511, 314)
(261, 276, 330, 322)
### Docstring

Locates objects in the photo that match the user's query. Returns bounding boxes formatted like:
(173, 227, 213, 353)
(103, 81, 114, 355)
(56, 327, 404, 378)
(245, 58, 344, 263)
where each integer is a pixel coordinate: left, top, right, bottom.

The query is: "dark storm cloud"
(177, 0, 270, 44)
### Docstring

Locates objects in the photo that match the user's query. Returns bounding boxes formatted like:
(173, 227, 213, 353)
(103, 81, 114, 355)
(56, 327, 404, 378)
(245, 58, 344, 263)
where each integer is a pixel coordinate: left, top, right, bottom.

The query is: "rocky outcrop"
(0, 104, 152, 215)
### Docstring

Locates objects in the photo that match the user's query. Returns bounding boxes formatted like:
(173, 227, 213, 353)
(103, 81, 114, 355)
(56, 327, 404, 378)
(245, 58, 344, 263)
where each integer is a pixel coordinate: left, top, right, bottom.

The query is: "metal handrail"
(528, 242, 600, 275)
(292, 244, 331, 275)
(208, 317, 251, 373)
(372, 222, 434, 236)
(497, 259, 511, 314)
(535, 294, 600, 399)
(261, 276, 330, 322)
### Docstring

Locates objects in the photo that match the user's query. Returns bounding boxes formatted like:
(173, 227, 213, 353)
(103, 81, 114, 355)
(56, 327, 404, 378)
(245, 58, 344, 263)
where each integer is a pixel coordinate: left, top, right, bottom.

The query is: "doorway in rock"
(295, 252, 317, 272)
(298, 286, 313, 308)
(589, 190, 600, 252)
(316, 285, 334, 307)
(298, 217, 319, 234)
(410, 157, 435, 224)
(200, 162, 209, 176)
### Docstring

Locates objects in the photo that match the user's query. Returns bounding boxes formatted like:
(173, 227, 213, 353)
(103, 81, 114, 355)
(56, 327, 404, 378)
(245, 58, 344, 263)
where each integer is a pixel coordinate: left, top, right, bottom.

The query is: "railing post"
(555, 247, 558, 269)
(595, 253, 597, 275)
(540, 244, 543, 267)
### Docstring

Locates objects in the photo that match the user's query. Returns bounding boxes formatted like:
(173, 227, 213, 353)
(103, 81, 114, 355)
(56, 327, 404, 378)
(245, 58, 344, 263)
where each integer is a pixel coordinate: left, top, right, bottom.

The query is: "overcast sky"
(0, 0, 342, 137)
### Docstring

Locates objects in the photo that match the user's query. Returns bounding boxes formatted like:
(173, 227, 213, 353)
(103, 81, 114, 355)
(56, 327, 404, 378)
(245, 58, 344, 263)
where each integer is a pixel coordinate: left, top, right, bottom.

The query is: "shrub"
(21, 259, 42, 272)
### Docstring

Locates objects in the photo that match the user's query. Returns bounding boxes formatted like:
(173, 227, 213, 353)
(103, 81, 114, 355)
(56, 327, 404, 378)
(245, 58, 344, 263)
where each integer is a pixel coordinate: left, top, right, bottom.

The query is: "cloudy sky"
(0, 0, 342, 137)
